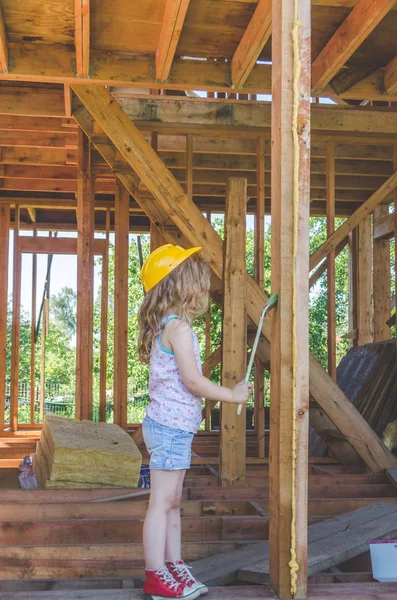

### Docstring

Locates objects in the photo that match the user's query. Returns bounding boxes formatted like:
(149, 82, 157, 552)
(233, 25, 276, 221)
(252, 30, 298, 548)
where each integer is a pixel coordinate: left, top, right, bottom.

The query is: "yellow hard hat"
(141, 244, 202, 292)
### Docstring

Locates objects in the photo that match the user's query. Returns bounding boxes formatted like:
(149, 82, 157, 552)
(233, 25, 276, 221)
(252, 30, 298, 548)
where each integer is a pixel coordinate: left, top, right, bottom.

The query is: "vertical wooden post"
(30, 231, 37, 424)
(220, 177, 247, 487)
(357, 216, 373, 346)
(326, 141, 336, 379)
(0, 204, 10, 432)
(269, 0, 310, 597)
(76, 128, 94, 421)
(255, 136, 266, 458)
(99, 210, 110, 423)
(186, 134, 193, 202)
(373, 206, 391, 342)
(150, 221, 165, 252)
(10, 206, 21, 432)
(204, 212, 212, 432)
(348, 229, 359, 346)
(114, 181, 129, 429)
(39, 301, 46, 423)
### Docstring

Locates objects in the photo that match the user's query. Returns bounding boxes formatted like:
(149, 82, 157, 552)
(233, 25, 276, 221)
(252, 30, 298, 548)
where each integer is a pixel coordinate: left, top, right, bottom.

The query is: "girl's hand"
(231, 381, 252, 404)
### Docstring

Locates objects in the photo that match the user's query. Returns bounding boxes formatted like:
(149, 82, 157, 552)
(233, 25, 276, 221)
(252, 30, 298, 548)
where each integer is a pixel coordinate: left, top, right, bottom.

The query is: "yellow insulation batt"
(33, 414, 142, 488)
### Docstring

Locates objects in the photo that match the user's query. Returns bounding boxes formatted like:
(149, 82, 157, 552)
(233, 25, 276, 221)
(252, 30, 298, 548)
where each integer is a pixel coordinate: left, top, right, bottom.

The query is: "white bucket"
(369, 539, 397, 582)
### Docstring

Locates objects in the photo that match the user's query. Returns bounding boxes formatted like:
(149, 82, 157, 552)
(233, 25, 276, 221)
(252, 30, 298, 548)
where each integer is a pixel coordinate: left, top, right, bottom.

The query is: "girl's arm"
(166, 320, 251, 404)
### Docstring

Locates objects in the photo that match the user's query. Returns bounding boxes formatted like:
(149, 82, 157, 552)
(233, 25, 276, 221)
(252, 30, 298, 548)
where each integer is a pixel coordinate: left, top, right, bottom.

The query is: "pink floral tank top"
(146, 315, 203, 433)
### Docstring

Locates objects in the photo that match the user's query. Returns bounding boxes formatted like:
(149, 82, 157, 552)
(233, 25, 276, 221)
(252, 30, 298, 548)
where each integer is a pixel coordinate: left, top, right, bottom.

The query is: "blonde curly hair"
(138, 253, 210, 363)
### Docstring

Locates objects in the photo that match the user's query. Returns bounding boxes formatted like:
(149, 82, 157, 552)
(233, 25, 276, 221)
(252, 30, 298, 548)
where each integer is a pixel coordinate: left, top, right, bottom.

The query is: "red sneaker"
(143, 567, 200, 600)
(167, 561, 208, 597)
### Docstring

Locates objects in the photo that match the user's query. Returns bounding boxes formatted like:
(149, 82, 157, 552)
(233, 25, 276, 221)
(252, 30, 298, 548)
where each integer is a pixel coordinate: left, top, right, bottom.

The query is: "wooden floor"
(0, 583, 397, 599)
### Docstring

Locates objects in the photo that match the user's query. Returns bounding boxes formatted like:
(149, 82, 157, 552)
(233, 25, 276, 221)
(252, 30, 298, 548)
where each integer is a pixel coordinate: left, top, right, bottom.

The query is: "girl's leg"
(143, 470, 183, 571)
(165, 469, 186, 563)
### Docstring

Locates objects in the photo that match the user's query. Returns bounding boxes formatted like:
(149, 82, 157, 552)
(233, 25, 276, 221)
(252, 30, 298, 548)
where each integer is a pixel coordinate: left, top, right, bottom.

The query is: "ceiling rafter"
(311, 0, 396, 93)
(156, 0, 191, 82)
(0, 6, 8, 73)
(384, 55, 397, 95)
(74, 0, 90, 78)
(231, 0, 272, 89)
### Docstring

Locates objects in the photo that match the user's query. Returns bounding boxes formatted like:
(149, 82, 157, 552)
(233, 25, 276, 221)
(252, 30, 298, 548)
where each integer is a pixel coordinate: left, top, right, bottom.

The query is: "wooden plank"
(326, 141, 336, 379)
(395, 146, 397, 348)
(311, 0, 396, 91)
(64, 85, 72, 119)
(75, 128, 94, 421)
(357, 216, 373, 346)
(0, 204, 9, 432)
(220, 178, 247, 487)
(0, 7, 8, 73)
(72, 85, 397, 474)
(231, 0, 272, 88)
(373, 207, 391, 342)
(239, 503, 397, 583)
(74, 0, 90, 78)
(186, 133, 193, 201)
(113, 182, 129, 429)
(99, 210, 110, 422)
(17, 236, 105, 255)
(269, 0, 310, 596)
(0, 587, 275, 599)
(373, 212, 394, 240)
(309, 170, 397, 271)
(156, 0, 191, 82)
(9, 206, 21, 432)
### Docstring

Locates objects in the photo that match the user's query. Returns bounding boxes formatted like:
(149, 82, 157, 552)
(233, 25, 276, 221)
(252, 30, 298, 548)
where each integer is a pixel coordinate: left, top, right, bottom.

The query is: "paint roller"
(237, 293, 278, 416)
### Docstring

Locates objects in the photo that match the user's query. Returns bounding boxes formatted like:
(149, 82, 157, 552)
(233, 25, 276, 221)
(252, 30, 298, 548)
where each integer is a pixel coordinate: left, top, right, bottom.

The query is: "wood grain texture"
(156, 0, 191, 82)
(373, 206, 391, 342)
(0, 204, 10, 432)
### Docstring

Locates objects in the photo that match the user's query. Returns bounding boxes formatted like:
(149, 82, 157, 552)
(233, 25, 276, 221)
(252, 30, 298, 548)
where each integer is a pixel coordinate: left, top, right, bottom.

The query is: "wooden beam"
(348, 229, 359, 347)
(10, 206, 21, 432)
(373, 212, 394, 240)
(311, 0, 396, 92)
(72, 85, 397, 474)
(373, 207, 391, 342)
(384, 55, 397, 95)
(74, 0, 90, 78)
(156, 0, 191, 82)
(18, 236, 105, 255)
(64, 85, 73, 119)
(186, 134, 193, 201)
(220, 177, 247, 487)
(231, 0, 272, 88)
(326, 142, 336, 380)
(30, 231, 37, 424)
(75, 128, 94, 421)
(99, 210, 110, 423)
(255, 137, 265, 459)
(0, 7, 8, 73)
(356, 216, 373, 346)
(310, 170, 397, 271)
(113, 182, 129, 429)
(0, 204, 9, 432)
(395, 146, 397, 347)
(269, 0, 310, 596)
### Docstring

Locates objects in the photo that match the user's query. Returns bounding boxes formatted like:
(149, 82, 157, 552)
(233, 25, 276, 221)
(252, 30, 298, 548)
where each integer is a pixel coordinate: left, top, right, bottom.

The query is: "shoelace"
(156, 567, 181, 591)
(173, 563, 196, 585)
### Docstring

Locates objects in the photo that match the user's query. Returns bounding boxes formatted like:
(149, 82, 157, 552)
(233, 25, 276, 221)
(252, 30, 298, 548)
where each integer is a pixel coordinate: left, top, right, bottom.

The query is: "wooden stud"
(10, 206, 21, 432)
(156, 0, 191, 82)
(326, 142, 336, 380)
(357, 215, 373, 346)
(64, 85, 73, 119)
(39, 299, 46, 423)
(395, 146, 397, 346)
(269, 0, 310, 596)
(72, 85, 397, 474)
(30, 231, 37, 424)
(204, 213, 212, 432)
(231, 0, 272, 88)
(255, 357, 265, 459)
(75, 128, 94, 421)
(0, 7, 8, 73)
(186, 134, 193, 201)
(373, 206, 391, 342)
(311, 0, 396, 92)
(99, 210, 110, 423)
(220, 177, 247, 487)
(74, 0, 90, 78)
(0, 203, 10, 432)
(348, 229, 359, 348)
(310, 170, 397, 271)
(113, 182, 129, 429)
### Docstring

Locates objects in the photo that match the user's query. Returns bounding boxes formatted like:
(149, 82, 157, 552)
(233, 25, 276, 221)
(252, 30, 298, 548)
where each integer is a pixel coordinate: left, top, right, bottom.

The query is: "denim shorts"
(142, 416, 194, 471)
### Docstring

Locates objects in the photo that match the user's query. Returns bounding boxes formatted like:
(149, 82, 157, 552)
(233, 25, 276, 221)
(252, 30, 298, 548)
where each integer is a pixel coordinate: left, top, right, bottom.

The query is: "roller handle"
(237, 294, 278, 416)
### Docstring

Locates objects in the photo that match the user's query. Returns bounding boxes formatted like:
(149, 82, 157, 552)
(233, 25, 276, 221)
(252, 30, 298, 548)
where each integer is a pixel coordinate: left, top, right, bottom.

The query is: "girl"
(138, 244, 251, 600)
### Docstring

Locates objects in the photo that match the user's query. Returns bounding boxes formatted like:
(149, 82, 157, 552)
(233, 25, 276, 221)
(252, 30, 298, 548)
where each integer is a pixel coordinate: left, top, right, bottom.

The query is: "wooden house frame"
(0, 1, 397, 598)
